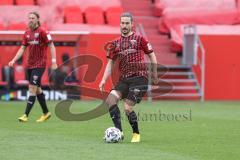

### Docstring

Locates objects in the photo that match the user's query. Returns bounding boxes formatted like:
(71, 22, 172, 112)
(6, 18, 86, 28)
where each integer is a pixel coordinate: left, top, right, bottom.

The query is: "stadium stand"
(154, 0, 237, 17)
(105, 6, 123, 26)
(38, 0, 121, 10)
(0, 6, 62, 29)
(169, 25, 183, 53)
(0, 6, 39, 23)
(159, 9, 240, 34)
(85, 6, 105, 25)
(0, 1, 123, 27)
(15, 0, 35, 5)
(64, 6, 83, 24)
(0, 0, 13, 5)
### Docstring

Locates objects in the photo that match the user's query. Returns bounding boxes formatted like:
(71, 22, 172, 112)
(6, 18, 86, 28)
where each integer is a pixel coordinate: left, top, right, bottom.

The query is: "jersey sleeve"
(140, 36, 153, 54)
(42, 29, 53, 44)
(106, 41, 117, 61)
(22, 31, 28, 46)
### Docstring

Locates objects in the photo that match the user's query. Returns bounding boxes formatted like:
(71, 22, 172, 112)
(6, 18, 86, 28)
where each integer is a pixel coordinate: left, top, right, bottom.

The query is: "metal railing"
(197, 35, 205, 102)
(183, 25, 205, 101)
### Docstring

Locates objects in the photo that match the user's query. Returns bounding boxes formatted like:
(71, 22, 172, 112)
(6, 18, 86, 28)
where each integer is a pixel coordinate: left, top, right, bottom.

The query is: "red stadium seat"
(169, 25, 183, 53)
(105, 6, 123, 26)
(0, 0, 13, 5)
(15, 0, 35, 5)
(159, 9, 240, 34)
(64, 6, 83, 24)
(14, 65, 28, 85)
(85, 6, 105, 25)
(154, 0, 236, 17)
(7, 22, 27, 30)
(0, 6, 39, 25)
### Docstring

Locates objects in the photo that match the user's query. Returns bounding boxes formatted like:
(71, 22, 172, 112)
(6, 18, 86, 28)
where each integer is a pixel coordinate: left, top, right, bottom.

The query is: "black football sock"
(24, 95, 36, 116)
(109, 104, 122, 132)
(37, 93, 49, 114)
(126, 111, 139, 134)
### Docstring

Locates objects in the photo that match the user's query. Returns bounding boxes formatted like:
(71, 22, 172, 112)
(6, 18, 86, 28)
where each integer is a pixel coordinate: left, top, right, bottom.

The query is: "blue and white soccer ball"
(104, 127, 121, 143)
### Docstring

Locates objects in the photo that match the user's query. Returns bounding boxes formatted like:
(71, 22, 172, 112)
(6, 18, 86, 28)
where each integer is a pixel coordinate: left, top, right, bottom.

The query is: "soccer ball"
(104, 127, 121, 143)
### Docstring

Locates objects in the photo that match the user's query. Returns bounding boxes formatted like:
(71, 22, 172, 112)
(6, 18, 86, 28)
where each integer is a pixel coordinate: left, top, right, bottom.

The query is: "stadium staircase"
(156, 65, 201, 100)
(121, 0, 201, 100)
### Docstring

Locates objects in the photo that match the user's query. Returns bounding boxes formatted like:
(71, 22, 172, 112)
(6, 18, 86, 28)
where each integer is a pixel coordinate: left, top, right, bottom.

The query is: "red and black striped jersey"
(22, 26, 52, 69)
(107, 32, 153, 79)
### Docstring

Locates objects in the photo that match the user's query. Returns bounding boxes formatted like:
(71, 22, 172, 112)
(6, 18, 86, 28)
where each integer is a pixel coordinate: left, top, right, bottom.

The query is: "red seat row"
(0, 0, 35, 5)
(38, 0, 121, 10)
(64, 6, 123, 26)
(159, 9, 240, 34)
(0, 5, 123, 29)
(154, 0, 237, 16)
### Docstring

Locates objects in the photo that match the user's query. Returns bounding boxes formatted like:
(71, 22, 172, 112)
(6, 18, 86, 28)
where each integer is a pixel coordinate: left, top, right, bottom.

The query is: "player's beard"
(121, 28, 130, 36)
(28, 22, 37, 30)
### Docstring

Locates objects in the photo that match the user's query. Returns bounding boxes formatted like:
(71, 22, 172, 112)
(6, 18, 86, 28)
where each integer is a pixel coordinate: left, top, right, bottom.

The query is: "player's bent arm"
(49, 42, 57, 69)
(9, 45, 26, 67)
(148, 52, 158, 83)
(99, 59, 114, 91)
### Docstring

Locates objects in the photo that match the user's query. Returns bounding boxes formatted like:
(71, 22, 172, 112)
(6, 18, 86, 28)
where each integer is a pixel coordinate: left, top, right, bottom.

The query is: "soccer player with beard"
(99, 12, 159, 142)
(9, 12, 57, 122)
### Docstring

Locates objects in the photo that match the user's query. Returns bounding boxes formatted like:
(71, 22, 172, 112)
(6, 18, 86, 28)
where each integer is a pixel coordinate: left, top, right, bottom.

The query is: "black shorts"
(114, 76, 148, 104)
(27, 68, 45, 87)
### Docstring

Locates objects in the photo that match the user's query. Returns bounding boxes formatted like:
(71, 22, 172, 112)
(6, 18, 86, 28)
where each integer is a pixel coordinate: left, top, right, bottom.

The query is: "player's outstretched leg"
(36, 87, 51, 122)
(18, 85, 37, 122)
(125, 99, 140, 143)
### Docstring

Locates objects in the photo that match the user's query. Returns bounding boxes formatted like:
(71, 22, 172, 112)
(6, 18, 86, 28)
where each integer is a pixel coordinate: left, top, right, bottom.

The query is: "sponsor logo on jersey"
(34, 33, 39, 38)
(129, 40, 137, 47)
(28, 40, 39, 45)
(33, 75, 38, 84)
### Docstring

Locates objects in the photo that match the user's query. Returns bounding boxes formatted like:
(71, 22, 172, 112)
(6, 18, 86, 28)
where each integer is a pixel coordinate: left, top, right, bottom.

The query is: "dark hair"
(28, 11, 41, 26)
(120, 12, 133, 22)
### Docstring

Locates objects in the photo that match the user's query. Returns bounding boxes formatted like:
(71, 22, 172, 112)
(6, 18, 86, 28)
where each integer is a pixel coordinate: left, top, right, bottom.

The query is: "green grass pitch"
(0, 100, 239, 160)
